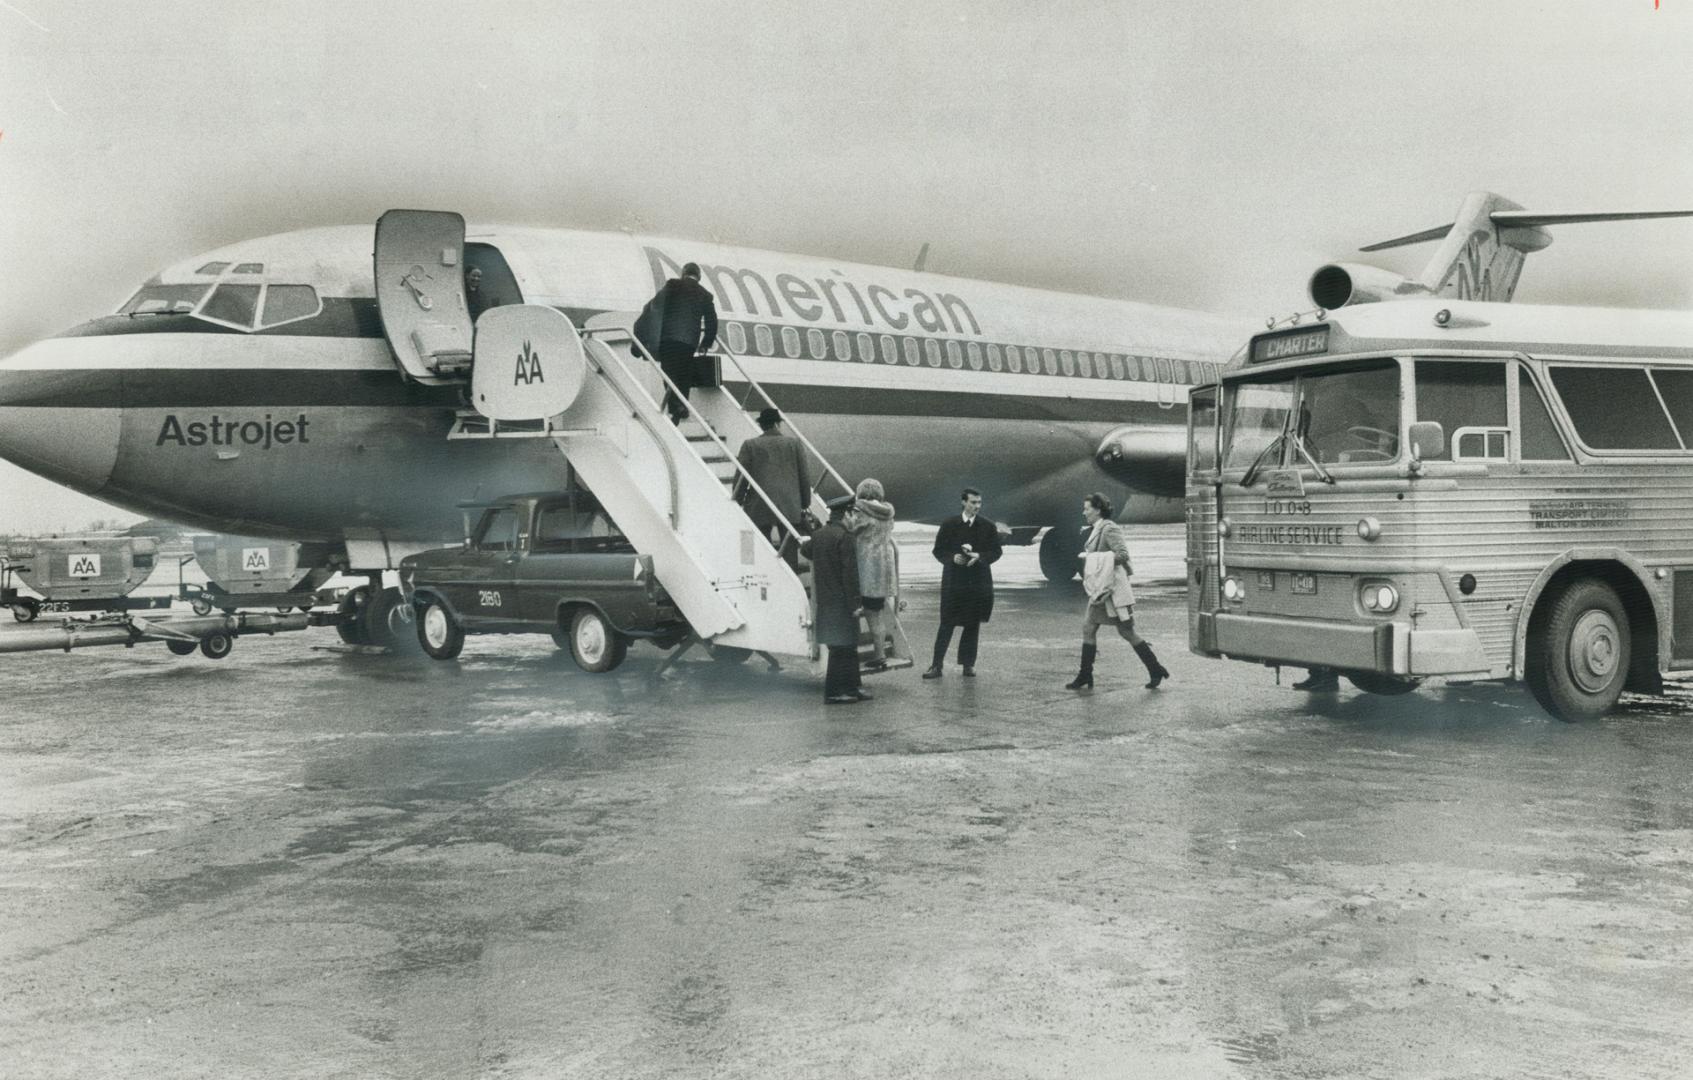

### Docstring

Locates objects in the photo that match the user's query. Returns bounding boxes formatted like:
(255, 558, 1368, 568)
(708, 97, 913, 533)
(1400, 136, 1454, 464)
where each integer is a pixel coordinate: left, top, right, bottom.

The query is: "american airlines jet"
(0, 212, 1250, 645)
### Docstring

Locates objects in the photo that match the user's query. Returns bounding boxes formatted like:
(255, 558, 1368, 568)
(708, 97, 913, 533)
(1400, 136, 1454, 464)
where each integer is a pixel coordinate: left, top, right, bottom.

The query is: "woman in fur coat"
(851, 478, 908, 669)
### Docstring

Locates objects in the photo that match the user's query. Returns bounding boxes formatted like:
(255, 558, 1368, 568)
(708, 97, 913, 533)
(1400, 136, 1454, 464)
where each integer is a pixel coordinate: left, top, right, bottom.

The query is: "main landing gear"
(335, 581, 419, 652)
(1039, 526, 1082, 584)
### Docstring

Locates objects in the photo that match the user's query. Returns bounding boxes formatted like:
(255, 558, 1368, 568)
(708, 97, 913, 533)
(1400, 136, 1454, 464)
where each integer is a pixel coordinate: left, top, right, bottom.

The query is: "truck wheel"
(11, 598, 39, 623)
(1526, 578, 1630, 722)
(416, 598, 464, 660)
(1038, 526, 1080, 584)
(569, 608, 627, 673)
(1345, 671, 1418, 696)
(166, 639, 198, 656)
(200, 632, 234, 660)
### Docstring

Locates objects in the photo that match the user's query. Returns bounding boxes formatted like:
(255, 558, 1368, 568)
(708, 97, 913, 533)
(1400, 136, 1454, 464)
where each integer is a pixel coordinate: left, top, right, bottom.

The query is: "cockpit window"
(259, 285, 322, 327)
(198, 284, 261, 329)
(120, 283, 211, 316)
(195, 261, 230, 276)
(233, 263, 264, 274)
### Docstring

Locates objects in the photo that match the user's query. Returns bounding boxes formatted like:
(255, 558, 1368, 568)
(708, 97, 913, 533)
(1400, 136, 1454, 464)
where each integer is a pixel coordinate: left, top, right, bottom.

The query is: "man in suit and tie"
(922, 487, 1002, 679)
(733, 407, 813, 570)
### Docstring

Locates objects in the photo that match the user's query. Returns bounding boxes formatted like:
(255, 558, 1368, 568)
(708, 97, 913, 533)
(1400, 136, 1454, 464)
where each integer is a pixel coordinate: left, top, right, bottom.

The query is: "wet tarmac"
(2, 526, 1692, 1078)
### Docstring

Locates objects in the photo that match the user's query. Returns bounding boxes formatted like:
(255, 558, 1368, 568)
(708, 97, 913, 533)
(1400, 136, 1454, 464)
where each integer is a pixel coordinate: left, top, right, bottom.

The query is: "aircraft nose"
(0, 342, 123, 495)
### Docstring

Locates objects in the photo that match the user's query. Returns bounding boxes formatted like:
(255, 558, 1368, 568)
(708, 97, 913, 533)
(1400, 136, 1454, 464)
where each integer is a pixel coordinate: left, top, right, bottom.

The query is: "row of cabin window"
(720, 320, 1217, 384)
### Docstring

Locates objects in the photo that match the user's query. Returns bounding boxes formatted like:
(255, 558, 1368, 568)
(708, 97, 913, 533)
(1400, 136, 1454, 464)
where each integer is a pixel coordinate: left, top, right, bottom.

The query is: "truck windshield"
(1223, 359, 1402, 472)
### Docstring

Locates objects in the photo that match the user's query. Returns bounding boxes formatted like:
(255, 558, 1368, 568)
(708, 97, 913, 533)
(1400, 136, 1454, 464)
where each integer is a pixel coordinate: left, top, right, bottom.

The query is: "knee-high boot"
(1133, 641, 1170, 689)
(1065, 643, 1096, 690)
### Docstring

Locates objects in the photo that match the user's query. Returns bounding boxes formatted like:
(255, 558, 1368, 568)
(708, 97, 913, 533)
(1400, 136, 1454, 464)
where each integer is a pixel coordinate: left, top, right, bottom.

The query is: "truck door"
(374, 209, 474, 385)
(459, 505, 527, 626)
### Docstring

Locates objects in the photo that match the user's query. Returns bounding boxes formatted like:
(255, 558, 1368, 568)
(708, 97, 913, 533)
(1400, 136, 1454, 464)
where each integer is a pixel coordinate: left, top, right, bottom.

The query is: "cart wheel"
(199, 632, 234, 660)
(166, 639, 198, 656)
(190, 596, 213, 616)
(11, 598, 39, 623)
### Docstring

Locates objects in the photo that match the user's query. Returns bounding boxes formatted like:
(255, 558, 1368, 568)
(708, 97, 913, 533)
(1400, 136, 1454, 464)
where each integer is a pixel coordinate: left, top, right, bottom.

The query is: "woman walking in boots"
(1067, 492, 1170, 691)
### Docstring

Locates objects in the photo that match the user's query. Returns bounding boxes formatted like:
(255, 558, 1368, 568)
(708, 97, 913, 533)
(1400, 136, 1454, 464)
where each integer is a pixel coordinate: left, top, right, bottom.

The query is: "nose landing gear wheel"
(336, 586, 371, 646)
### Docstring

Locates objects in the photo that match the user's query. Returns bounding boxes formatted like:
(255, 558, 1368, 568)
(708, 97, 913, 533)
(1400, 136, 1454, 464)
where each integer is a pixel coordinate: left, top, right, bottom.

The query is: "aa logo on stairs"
(242, 548, 271, 572)
(68, 553, 102, 578)
(514, 341, 546, 386)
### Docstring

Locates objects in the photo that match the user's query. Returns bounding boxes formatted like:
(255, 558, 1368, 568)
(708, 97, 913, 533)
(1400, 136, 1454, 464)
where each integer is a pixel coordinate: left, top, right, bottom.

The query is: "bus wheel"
(1527, 579, 1630, 722)
(1038, 527, 1079, 584)
(1345, 671, 1417, 696)
(199, 632, 234, 660)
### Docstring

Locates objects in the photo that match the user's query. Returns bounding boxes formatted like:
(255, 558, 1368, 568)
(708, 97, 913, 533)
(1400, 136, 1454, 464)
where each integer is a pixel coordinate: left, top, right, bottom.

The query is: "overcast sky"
(2, 0, 1691, 531)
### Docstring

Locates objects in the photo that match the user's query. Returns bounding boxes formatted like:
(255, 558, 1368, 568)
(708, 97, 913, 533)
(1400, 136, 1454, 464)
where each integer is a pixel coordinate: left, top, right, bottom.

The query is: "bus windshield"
(1222, 359, 1402, 472)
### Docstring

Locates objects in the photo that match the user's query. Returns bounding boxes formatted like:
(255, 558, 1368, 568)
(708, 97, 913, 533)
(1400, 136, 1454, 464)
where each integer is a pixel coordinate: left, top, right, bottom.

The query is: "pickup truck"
(399, 491, 688, 672)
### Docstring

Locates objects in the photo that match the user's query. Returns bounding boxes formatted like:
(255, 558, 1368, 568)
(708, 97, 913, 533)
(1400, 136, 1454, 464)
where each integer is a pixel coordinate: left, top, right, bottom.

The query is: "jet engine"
(1093, 426, 1186, 499)
(1307, 262, 1430, 309)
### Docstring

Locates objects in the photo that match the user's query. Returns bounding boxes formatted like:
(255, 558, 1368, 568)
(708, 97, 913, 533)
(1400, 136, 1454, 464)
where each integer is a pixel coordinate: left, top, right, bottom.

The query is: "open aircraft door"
(375, 210, 474, 385)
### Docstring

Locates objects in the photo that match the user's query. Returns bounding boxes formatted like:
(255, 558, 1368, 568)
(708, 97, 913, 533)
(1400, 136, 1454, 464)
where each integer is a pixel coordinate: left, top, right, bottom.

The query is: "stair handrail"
(705, 339, 853, 503)
(582, 326, 813, 559)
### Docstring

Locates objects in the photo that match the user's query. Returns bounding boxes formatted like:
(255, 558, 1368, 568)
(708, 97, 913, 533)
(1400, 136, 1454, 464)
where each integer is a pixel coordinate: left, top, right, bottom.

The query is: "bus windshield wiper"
(1288, 430, 1336, 485)
(1239, 430, 1287, 488)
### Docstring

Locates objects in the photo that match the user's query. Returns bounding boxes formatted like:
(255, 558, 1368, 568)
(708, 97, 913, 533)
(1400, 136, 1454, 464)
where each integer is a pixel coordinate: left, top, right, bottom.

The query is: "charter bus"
(1185, 298, 1693, 721)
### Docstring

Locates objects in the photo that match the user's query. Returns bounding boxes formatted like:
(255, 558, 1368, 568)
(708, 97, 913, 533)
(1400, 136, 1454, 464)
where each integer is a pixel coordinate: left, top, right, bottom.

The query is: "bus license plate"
(1291, 573, 1318, 595)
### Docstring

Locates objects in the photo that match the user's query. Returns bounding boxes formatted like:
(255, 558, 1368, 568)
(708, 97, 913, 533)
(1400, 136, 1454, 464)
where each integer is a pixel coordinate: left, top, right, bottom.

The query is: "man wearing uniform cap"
(734, 406, 812, 570)
(807, 494, 871, 704)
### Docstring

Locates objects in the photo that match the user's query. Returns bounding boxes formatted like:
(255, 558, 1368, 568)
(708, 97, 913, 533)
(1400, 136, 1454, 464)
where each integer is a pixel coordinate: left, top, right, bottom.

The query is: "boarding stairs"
(444, 304, 852, 658)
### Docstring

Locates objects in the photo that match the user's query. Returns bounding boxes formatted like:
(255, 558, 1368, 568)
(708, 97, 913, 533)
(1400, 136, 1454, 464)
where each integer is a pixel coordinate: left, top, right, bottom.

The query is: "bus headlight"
(1222, 575, 1245, 602)
(1356, 516, 1381, 541)
(1361, 582, 1399, 613)
(1217, 517, 1232, 538)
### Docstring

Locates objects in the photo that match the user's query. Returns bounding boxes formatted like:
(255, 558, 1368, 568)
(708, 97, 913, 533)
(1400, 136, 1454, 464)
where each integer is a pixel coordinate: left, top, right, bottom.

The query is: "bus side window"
(1518, 368, 1572, 461)
(1415, 360, 1507, 462)
(1548, 366, 1681, 451)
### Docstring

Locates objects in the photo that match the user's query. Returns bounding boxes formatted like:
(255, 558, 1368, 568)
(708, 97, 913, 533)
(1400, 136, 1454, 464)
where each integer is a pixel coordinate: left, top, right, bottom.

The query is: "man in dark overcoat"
(922, 487, 1002, 679)
(734, 407, 812, 570)
(807, 495, 870, 704)
(634, 262, 718, 423)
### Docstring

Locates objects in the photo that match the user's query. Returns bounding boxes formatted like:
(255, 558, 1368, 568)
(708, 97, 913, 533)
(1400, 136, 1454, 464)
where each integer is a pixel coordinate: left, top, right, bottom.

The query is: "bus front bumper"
(1197, 612, 1491, 676)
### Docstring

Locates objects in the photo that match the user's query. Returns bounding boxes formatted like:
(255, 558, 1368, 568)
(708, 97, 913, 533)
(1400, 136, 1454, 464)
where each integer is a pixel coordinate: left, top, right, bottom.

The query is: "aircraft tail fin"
(1313, 192, 1693, 307)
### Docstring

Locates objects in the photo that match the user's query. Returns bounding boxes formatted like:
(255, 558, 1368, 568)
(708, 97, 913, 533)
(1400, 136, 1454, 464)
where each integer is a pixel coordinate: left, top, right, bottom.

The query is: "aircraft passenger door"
(375, 209, 473, 385)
